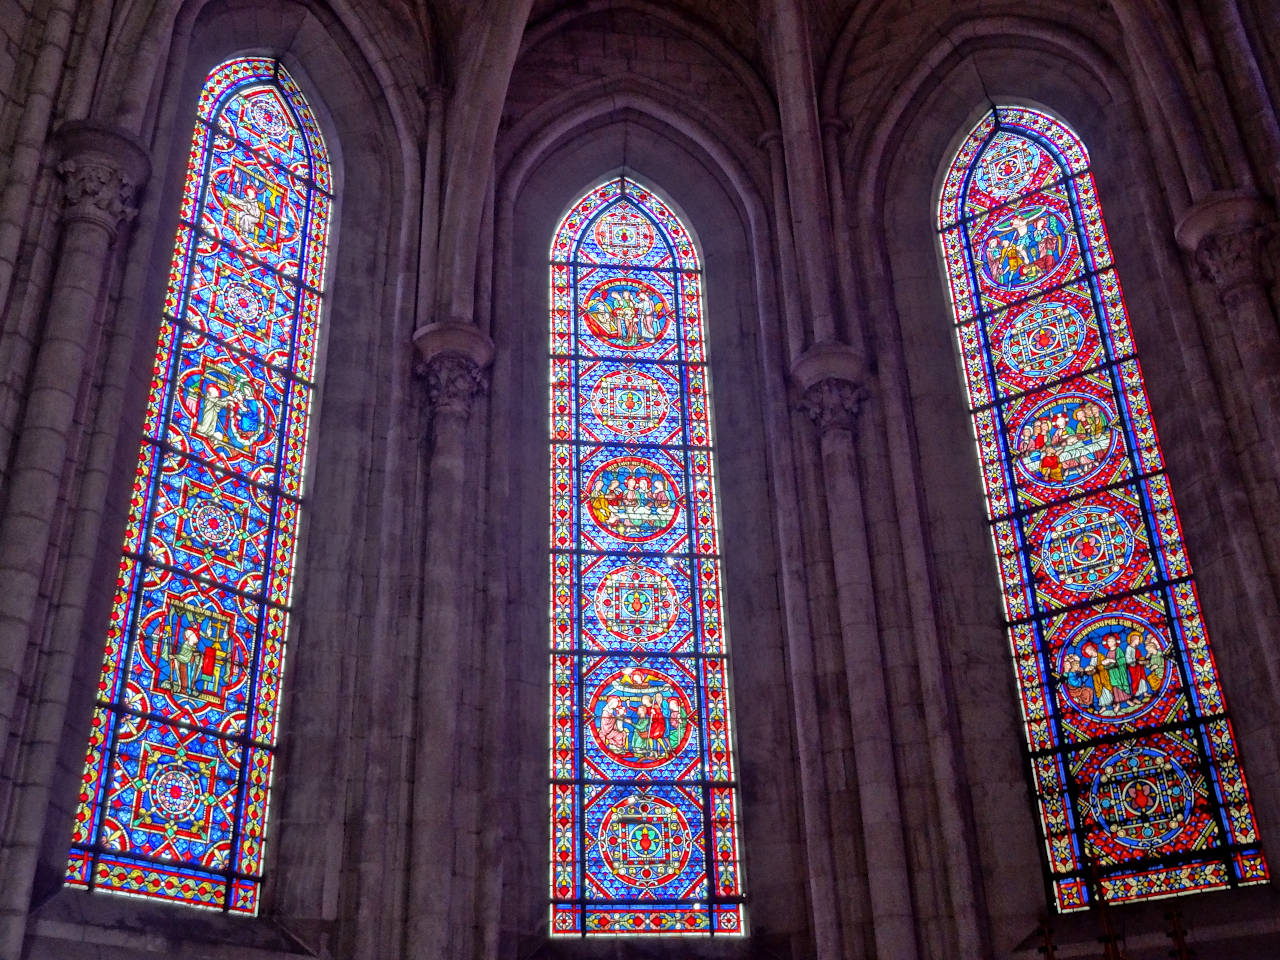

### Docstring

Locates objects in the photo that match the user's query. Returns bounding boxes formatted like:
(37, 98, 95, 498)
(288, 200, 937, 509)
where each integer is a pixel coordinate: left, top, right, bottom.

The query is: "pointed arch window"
(937, 106, 1267, 910)
(66, 58, 332, 915)
(548, 177, 745, 935)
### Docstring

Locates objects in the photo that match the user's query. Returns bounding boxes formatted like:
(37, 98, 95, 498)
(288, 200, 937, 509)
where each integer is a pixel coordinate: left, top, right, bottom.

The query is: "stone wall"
(0, 1, 1275, 958)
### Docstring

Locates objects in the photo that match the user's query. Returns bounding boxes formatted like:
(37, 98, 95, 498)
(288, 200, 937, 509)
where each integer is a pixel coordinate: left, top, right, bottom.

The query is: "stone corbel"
(1174, 189, 1275, 303)
(412, 320, 495, 418)
(53, 121, 150, 237)
(792, 339, 868, 435)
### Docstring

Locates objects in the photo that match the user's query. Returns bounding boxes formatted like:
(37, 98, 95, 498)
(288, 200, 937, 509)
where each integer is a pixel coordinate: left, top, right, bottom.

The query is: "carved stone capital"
(53, 121, 150, 236)
(800, 377, 866, 434)
(420, 353, 486, 417)
(412, 319, 494, 418)
(790, 339, 867, 433)
(1174, 189, 1274, 301)
(1194, 227, 1270, 301)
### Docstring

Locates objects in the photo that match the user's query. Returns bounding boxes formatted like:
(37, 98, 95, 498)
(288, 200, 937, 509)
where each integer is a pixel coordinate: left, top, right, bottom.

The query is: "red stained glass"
(938, 106, 1267, 910)
(549, 178, 745, 935)
(66, 58, 332, 914)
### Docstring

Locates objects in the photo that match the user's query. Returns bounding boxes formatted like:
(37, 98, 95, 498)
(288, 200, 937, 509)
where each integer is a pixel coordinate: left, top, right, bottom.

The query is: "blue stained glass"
(575, 359, 683, 445)
(938, 106, 1268, 910)
(579, 554, 696, 655)
(67, 57, 332, 915)
(181, 238, 302, 368)
(149, 451, 273, 590)
(166, 331, 288, 481)
(577, 444, 689, 553)
(550, 178, 745, 935)
(196, 142, 311, 277)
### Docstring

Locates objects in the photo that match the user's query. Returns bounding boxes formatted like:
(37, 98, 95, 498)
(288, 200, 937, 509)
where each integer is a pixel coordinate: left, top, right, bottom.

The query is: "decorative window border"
(67, 58, 332, 916)
(548, 177, 746, 936)
(937, 106, 1267, 911)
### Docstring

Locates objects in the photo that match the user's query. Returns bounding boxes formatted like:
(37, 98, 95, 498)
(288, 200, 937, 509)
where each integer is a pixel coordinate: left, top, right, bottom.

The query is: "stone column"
(1176, 194, 1279, 446)
(406, 321, 492, 958)
(794, 343, 920, 960)
(1202, 0, 1280, 202)
(1176, 191, 1280, 670)
(758, 130, 806, 362)
(767, 0, 840, 345)
(0, 121, 148, 775)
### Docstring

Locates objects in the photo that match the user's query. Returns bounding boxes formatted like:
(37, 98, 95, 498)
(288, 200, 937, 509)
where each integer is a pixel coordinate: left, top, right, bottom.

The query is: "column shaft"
(0, 124, 147, 777)
(405, 337, 489, 959)
(803, 376, 919, 960)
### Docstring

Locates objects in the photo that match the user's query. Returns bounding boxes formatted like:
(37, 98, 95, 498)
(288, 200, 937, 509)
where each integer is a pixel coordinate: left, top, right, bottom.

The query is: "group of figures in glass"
(62, 55, 1264, 933)
(940, 107, 1266, 910)
(585, 456, 680, 541)
(549, 179, 744, 935)
(1057, 617, 1169, 719)
(1014, 394, 1111, 486)
(66, 59, 329, 915)
(978, 207, 1071, 288)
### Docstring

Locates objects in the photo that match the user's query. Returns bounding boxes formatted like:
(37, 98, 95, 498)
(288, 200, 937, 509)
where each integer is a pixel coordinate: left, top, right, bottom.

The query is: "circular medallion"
(996, 300, 1086, 380)
(589, 368, 671, 438)
(975, 133, 1042, 200)
(246, 95, 288, 138)
(585, 456, 679, 542)
(593, 563, 680, 642)
(581, 278, 671, 350)
(220, 281, 263, 326)
(599, 793, 692, 888)
(1013, 392, 1115, 488)
(1090, 746, 1193, 850)
(1057, 614, 1171, 723)
(1041, 505, 1136, 593)
(976, 206, 1074, 290)
(150, 765, 201, 820)
(594, 206, 656, 261)
(589, 666, 695, 767)
(188, 500, 239, 548)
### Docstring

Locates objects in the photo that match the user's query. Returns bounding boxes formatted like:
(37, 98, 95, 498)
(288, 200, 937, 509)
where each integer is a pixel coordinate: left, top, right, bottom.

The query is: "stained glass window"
(65, 58, 331, 915)
(937, 106, 1268, 910)
(549, 177, 745, 935)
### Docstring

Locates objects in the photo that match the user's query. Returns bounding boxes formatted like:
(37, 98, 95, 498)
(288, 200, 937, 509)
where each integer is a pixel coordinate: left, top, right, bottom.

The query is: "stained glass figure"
(937, 107, 1268, 910)
(549, 177, 745, 935)
(65, 58, 332, 915)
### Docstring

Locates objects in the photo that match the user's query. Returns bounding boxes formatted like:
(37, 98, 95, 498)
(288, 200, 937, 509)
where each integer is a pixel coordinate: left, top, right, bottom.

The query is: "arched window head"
(548, 177, 746, 936)
(938, 106, 1268, 910)
(66, 58, 332, 915)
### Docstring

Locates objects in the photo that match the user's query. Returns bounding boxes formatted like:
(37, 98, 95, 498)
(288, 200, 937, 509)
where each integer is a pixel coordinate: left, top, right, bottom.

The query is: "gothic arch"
(489, 87, 808, 952)
(497, 81, 771, 232)
(839, 23, 1125, 216)
(94, 0, 433, 135)
(830, 30, 1280, 953)
(37, 3, 423, 948)
(820, 6, 1124, 121)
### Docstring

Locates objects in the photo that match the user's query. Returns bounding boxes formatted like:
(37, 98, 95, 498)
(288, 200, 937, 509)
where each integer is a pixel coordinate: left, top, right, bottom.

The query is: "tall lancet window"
(66, 58, 332, 915)
(937, 106, 1267, 910)
(549, 177, 745, 935)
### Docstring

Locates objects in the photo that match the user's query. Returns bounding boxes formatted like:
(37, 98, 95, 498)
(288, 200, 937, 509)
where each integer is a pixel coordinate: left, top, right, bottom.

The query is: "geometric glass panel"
(937, 106, 1268, 911)
(549, 177, 746, 935)
(66, 58, 331, 915)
